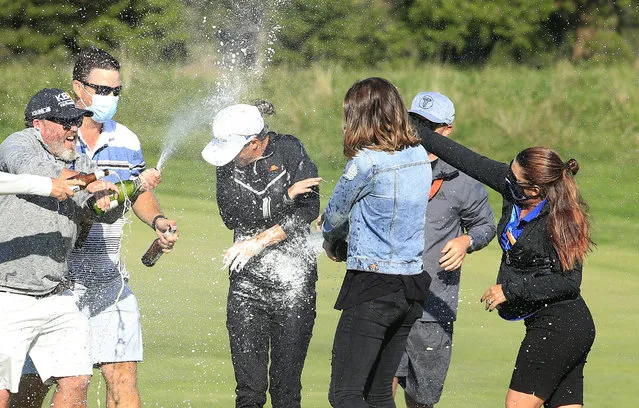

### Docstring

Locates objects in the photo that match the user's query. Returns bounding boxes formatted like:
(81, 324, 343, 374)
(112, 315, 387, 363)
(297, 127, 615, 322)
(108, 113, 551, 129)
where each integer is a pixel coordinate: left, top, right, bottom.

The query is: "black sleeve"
(502, 262, 582, 303)
(416, 124, 511, 196)
(275, 137, 320, 238)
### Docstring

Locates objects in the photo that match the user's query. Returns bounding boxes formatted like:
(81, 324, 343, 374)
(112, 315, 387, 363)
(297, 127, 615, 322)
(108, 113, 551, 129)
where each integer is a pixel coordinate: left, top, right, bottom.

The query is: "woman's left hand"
(481, 284, 506, 312)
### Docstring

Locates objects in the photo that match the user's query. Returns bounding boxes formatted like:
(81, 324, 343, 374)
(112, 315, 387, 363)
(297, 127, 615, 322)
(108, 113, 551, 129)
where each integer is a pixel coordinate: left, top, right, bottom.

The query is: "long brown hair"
(342, 77, 420, 158)
(515, 147, 593, 271)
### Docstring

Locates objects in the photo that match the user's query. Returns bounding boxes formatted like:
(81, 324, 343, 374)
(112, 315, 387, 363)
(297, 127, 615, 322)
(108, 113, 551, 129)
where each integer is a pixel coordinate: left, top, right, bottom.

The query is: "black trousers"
(329, 290, 423, 408)
(226, 275, 316, 408)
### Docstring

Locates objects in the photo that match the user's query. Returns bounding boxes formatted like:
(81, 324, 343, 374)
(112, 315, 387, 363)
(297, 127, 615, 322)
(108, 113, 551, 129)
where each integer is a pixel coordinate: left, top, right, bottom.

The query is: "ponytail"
(516, 148, 593, 271)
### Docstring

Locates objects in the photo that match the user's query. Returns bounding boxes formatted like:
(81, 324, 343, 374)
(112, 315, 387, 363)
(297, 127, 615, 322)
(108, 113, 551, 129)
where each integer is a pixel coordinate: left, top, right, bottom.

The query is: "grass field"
(1, 59, 638, 407)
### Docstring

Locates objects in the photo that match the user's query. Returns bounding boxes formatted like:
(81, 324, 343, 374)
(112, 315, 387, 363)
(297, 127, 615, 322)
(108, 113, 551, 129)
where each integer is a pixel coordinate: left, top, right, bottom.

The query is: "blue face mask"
(88, 94, 119, 123)
(80, 84, 119, 123)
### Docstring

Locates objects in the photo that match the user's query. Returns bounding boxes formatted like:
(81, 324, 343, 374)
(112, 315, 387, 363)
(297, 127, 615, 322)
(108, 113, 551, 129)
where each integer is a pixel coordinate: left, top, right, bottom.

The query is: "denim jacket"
(322, 145, 431, 275)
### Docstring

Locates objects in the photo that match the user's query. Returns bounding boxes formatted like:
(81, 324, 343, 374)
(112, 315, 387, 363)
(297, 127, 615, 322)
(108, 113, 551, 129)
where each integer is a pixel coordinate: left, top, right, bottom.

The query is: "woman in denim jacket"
(322, 77, 432, 408)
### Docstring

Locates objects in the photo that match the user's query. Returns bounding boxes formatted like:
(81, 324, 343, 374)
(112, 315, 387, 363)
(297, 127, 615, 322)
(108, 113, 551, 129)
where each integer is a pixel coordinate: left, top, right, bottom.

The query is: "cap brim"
(201, 137, 248, 166)
(409, 108, 446, 125)
(53, 107, 93, 119)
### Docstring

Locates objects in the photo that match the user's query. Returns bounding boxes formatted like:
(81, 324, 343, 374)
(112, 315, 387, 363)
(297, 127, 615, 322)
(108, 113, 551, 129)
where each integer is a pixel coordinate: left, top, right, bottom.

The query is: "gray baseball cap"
(409, 92, 455, 125)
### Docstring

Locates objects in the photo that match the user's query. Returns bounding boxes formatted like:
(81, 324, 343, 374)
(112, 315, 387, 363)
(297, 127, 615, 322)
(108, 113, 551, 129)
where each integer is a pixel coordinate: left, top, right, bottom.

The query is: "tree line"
(1, 0, 637, 66)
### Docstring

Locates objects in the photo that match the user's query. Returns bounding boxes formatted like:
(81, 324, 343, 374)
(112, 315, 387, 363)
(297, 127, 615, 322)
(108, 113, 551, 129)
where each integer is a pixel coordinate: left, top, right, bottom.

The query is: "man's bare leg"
(100, 362, 140, 408)
(1, 389, 11, 408)
(50, 375, 90, 408)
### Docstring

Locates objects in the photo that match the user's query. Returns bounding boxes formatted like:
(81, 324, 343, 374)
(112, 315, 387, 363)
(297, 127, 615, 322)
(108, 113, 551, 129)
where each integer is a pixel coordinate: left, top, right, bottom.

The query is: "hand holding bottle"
(90, 179, 143, 215)
(141, 223, 177, 267)
(153, 216, 179, 252)
(66, 170, 110, 192)
(49, 178, 83, 201)
(139, 168, 161, 191)
(87, 180, 120, 212)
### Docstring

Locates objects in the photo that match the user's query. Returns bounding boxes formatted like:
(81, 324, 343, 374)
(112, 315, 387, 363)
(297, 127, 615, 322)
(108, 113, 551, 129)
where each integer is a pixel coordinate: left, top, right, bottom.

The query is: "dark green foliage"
(272, 0, 410, 67)
(402, 0, 557, 65)
(269, 0, 639, 67)
(0, 0, 189, 61)
(1, 0, 638, 67)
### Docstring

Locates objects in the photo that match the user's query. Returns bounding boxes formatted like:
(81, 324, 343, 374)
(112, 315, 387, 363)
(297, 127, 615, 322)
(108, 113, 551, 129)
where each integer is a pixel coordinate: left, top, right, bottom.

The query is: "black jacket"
(216, 132, 320, 243)
(416, 124, 582, 320)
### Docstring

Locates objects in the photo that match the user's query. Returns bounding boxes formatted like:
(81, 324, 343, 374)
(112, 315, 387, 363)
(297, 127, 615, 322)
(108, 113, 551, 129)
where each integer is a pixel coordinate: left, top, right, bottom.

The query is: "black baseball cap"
(25, 88, 93, 126)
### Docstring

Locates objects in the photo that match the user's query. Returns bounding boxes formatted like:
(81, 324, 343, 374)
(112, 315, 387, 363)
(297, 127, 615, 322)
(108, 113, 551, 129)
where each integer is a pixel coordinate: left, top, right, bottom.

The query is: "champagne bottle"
(141, 226, 176, 267)
(68, 169, 110, 192)
(92, 178, 143, 215)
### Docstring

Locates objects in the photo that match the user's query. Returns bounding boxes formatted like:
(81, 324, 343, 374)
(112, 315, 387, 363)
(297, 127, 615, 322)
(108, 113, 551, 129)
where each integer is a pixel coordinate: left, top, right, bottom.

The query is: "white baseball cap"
(201, 104, 265, 166)
(409, 92, 455, 125)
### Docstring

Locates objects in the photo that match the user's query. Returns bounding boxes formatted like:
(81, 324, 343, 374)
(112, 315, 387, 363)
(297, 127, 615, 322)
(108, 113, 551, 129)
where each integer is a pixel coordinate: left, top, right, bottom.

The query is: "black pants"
(329, 290, 423, 408)
(226, 277, 316, 408)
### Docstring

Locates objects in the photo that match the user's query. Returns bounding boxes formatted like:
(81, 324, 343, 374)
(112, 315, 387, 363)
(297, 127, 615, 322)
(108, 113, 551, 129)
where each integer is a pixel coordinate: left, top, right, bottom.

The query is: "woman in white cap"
(202, 102, 321, 408)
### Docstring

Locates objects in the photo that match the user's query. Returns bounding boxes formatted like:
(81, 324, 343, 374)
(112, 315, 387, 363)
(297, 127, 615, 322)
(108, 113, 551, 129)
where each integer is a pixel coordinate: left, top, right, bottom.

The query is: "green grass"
(1, 60, 638, 406)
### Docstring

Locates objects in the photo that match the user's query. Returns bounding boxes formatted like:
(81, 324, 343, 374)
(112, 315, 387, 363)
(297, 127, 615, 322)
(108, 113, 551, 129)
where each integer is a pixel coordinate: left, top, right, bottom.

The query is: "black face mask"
(505, 170, 541, 204)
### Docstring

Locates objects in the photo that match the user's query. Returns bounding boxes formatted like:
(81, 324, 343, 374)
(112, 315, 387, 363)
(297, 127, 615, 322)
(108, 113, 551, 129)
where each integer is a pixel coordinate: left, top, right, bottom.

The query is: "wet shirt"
(68, 120, 146, 286)
(0, 128, 98, 295)
(419, 158, 496, 322)
(216, 132, 320, 290)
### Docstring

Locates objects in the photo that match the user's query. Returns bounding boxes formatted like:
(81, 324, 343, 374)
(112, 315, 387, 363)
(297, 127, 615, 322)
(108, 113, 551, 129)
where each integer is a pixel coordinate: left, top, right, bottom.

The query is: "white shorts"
(75, 277, 143, 365)
(0, 290, 92, 393)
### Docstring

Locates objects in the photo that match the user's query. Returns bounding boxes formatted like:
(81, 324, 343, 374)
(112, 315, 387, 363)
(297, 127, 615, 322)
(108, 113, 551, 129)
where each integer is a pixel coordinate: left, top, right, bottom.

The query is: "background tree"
(273, 0, 407, 67)
(550, 0, 636, 63)
(0, 0, 189, 61)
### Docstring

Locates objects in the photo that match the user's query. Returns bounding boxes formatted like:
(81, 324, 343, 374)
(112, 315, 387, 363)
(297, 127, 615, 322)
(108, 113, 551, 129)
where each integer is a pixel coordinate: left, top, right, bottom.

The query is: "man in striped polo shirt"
(14, 48, 179, 408)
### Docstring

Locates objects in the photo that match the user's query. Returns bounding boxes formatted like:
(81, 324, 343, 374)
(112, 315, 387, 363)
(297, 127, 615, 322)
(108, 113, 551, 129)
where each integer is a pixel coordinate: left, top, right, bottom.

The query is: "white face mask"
(80, 84, 119, 123)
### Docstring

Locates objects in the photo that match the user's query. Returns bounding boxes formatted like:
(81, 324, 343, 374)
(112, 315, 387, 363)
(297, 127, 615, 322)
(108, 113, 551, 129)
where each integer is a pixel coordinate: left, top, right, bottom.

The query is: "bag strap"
(429, 178, 444, 201)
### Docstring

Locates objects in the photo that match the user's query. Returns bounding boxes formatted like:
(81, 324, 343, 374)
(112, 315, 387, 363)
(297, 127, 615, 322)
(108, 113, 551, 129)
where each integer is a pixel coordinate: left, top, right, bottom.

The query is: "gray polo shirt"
(0, 127, 98, 296)
(421, 159, 496, 321)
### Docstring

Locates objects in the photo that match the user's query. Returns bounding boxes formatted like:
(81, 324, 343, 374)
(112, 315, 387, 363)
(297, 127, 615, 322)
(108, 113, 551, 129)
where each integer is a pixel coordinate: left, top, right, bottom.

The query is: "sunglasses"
(80, 80, 122, 96)
(46, 116, 84, 131)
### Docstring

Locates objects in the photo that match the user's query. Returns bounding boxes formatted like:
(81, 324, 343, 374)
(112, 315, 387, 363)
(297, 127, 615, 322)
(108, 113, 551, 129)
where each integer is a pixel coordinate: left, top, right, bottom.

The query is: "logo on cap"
(419, 95, 434, 110)
(31, 107, 52, 117)
(54, 92, 75, 107)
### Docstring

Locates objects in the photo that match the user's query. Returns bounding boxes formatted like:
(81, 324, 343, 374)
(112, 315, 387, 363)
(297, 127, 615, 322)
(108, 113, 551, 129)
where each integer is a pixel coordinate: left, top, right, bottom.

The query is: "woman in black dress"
(417, 124, 595, 408)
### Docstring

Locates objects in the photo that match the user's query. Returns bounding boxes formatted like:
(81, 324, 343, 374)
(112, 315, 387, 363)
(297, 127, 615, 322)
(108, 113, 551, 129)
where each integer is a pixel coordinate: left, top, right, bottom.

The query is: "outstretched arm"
(417, 124, 510, 195)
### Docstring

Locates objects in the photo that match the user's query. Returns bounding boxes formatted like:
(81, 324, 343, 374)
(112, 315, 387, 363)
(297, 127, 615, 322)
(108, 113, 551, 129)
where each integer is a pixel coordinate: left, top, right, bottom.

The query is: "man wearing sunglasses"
(14, 48, 179, 408)
(0, 88, 122, 408)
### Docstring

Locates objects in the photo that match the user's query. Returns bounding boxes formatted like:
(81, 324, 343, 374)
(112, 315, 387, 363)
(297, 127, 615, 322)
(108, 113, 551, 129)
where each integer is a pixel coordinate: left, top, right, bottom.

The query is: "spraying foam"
(155, 0, 287, 171)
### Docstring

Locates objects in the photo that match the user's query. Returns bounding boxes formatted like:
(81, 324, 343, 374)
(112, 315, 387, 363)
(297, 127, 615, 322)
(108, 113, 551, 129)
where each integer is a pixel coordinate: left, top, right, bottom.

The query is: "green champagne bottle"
(92, 178, 143, 215)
